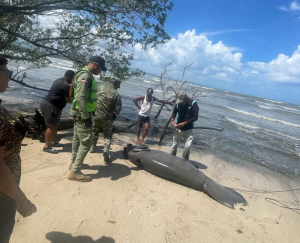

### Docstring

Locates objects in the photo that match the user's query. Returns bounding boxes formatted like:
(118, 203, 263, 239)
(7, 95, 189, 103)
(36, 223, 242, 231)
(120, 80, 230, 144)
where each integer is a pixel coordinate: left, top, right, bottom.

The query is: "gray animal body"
(124, 144, 247, 209)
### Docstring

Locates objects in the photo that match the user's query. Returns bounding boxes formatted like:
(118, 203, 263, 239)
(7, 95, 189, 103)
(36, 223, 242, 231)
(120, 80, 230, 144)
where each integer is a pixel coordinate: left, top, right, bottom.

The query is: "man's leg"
(182, 129, 194, 161)
(50, 126, 58, 144)
(102, 120, 113, 164)
(136, 121, 143, 144)
(141, 120, 150, 144)
(71, 119, 93, 172)
(170, 128, 183, 156)
(68, 118, 92, 182)
(50, 110, 61, 145)
(90, 117, 101, 153)
(44, 126, 58, 148)
(71, 120, 80, 166)
(40, 99, 59, 153)
(0, 197, 16, 243)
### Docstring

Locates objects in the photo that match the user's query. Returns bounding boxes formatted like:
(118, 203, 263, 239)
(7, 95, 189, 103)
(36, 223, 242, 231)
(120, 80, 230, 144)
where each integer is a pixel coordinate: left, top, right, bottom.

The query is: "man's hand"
(175, 122, 186, 128)
(171, 120, 175, 127)
(16, 196, 37, 218)
(84, 118, 93, 128)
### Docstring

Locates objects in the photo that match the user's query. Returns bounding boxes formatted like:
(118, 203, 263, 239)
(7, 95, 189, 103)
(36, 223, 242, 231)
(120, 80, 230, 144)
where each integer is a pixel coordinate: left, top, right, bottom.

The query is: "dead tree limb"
(154, 96, 174, 119)
(158, 63, 193, 145)
(194, 127, 224, 132)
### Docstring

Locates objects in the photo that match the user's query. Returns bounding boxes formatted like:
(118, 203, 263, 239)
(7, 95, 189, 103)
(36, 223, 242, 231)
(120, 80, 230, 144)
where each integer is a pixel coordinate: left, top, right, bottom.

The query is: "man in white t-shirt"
(133, 87, 174, 144)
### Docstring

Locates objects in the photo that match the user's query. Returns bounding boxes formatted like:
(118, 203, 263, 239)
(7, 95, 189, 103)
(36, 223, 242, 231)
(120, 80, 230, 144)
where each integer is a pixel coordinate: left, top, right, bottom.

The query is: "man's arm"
(133, 96, 144, 110)
(114, 94, 122, 115)
(154, 97, 175, 105)
(63, 83, 73, 103)
(75, 72, 91, 119)
(65, 97, 73, 103)
(170, 104, 178, 126)
(0, 145, 36, 217)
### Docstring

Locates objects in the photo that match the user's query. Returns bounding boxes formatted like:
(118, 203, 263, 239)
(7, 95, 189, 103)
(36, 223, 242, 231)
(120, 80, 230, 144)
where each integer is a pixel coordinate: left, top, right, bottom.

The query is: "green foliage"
(0, 0, 173, 80)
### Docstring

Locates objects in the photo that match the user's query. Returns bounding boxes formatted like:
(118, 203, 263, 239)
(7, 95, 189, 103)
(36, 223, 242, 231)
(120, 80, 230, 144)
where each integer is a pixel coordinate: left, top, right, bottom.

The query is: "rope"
(232, 187, 300, 215)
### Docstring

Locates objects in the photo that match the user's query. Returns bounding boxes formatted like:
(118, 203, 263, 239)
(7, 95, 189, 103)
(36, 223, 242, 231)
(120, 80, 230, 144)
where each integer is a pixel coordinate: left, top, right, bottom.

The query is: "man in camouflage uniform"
(90, 78, 122, 164)
(68, 56, 107, 182)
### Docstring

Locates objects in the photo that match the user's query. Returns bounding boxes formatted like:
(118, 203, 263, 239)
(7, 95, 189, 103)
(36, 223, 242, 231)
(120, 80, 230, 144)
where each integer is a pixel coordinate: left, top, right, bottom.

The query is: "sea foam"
(225, 107, 300, 128)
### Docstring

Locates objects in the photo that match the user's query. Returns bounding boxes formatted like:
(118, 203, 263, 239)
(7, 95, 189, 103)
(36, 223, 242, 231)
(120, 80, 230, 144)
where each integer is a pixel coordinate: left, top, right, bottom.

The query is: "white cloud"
(34, 12, 65, 29)
(132, 29, 243, 82)
(131, 30, 300, 86)
(291, 1, 300, 10)
(278, 1, 300, 11)
(246, 46, 300, 83)
(277, 6, 289, 11)
(200, 29, 251, 36)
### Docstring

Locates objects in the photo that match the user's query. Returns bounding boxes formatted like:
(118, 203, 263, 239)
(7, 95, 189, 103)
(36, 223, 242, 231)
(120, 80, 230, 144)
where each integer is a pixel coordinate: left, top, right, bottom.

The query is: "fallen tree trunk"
(194, 127, 224, 132)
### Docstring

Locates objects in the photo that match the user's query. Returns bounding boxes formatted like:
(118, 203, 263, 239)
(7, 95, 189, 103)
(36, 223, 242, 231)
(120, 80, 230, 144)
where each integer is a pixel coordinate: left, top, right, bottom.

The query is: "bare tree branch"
(11, 78, 49, 92)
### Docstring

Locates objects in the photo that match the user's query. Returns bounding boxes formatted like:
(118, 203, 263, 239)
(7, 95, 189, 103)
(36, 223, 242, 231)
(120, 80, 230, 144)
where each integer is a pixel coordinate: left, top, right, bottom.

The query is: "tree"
(152, 62, 220, 145)
(0, 0, 174, 83)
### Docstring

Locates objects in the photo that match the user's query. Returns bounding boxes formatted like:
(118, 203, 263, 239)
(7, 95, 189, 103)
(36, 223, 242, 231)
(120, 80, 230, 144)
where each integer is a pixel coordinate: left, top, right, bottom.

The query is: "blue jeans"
(170, 128, 194, 160)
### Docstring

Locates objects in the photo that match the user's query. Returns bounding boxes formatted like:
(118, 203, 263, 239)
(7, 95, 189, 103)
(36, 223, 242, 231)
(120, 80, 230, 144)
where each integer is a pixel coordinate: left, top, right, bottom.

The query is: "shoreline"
(2, 89, 300, 182)
(1, 92, 300, 242)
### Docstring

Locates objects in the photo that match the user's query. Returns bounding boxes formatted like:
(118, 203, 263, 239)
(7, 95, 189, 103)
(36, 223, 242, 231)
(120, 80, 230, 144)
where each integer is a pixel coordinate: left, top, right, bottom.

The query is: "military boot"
(68, 171, 92, 182)
(103, 151, 110, 165)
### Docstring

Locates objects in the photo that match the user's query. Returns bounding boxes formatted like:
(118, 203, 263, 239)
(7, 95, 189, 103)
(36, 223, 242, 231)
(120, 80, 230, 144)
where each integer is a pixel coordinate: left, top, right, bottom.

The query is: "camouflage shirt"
(95, 84, 122, 119)
(0, 105, 23, 198)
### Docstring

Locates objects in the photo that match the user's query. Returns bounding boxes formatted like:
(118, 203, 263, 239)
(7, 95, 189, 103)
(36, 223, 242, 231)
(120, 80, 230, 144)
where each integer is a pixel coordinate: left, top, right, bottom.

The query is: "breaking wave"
(225, 117, 260, 130)
(143, 80, 155, 84)
(264, 98, 283, 104)
(258, 105, 272, 110)
(226, 117, 300, 141)
(225, 107, 300, 128)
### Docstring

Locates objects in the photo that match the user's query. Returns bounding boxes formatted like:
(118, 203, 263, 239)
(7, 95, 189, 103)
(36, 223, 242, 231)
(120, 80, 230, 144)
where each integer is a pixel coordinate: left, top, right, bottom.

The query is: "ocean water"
(4, 58, 300, 180)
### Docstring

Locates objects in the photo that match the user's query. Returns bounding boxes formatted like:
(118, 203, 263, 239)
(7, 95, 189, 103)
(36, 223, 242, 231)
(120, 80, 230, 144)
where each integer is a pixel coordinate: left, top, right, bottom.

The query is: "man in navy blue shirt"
(40, 70, 75, 153)
(170, 92, 199, 160)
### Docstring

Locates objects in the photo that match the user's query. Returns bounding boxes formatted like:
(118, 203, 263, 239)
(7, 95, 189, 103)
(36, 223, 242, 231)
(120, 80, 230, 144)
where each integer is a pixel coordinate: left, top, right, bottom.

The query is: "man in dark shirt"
(170, 92, 199, 160)
(40, 70, 75, 153)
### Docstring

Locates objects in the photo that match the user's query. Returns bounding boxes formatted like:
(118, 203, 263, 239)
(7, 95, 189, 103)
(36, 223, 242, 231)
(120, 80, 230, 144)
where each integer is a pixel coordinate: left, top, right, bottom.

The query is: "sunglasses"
(0, 68, 13, 79)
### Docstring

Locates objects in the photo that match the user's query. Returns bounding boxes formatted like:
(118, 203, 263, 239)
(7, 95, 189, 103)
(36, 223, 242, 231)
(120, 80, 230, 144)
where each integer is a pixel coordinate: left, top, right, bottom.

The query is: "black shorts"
(40, 99, 62, 127)
(138, 115, 150, 124)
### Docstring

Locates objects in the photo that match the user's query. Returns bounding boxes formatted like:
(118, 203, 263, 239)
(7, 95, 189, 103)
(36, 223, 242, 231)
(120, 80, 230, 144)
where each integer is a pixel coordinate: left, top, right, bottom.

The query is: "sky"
(130, 0, 300, 105)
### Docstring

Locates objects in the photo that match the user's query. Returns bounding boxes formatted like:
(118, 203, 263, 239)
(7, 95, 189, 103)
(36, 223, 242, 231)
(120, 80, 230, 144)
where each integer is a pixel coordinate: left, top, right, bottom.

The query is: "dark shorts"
(40, 99, 62, 127)
(138, 115, 150, 124)
(0, 196, 16, 243)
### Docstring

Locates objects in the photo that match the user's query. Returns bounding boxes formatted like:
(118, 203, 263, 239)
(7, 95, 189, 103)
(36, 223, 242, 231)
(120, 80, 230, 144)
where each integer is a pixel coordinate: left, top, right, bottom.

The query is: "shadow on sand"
(188, 159, 207, 170)
(85, 162, 140, 181)
(45, 231, 114, 243)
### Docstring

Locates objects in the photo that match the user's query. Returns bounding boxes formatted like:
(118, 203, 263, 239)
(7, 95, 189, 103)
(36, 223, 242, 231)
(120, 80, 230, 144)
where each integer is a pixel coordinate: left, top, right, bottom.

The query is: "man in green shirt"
(90, 78, 122, 164)
(68, 56, 107, 182)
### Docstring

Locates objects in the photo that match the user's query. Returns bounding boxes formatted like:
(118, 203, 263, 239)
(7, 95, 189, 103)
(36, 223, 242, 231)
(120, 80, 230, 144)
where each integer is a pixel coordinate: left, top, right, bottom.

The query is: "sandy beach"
(8, 124, 300, 243)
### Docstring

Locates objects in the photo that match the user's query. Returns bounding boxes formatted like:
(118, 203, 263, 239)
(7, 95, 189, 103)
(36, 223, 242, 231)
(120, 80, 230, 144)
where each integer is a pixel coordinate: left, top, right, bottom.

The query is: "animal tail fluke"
(203, 178, 248, 209)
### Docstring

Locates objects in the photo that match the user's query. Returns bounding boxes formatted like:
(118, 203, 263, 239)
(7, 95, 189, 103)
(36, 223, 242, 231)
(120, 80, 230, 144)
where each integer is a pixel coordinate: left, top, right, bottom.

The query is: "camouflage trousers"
(71, 117, 93, 172)
(92, 116, 113, 153)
